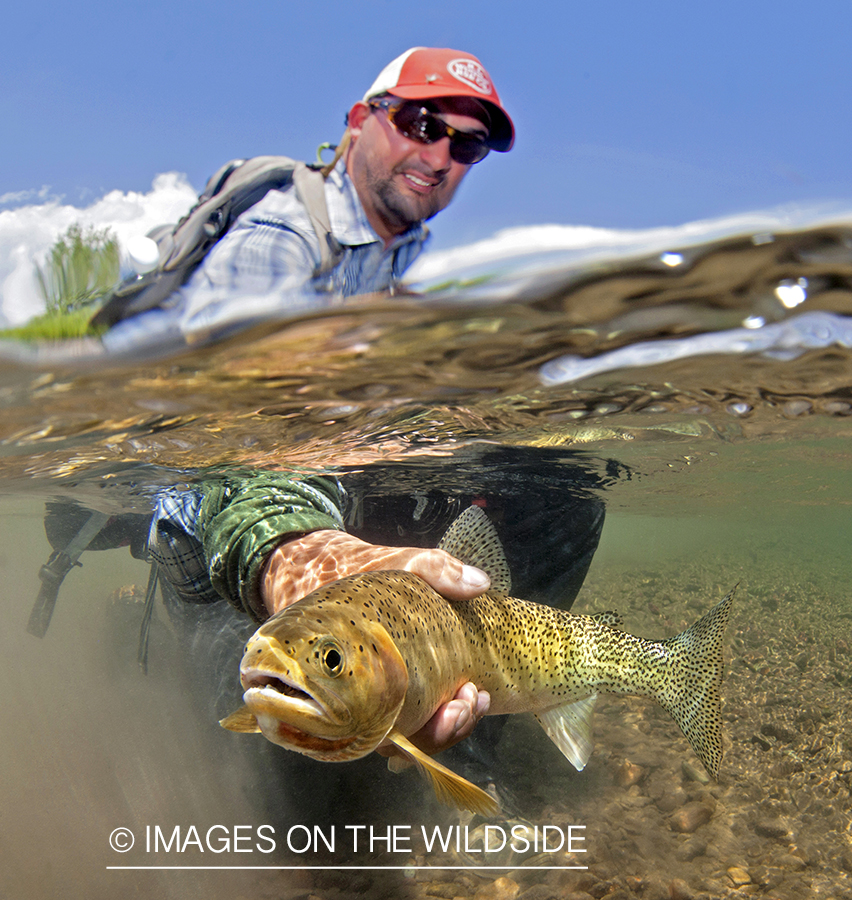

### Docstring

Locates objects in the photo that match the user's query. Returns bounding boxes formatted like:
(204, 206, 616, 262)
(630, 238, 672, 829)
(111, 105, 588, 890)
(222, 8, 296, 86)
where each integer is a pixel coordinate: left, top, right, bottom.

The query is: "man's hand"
(260, 529, 491, 615)
(259, 529, 492, 758)
(378, 681, 491, 765)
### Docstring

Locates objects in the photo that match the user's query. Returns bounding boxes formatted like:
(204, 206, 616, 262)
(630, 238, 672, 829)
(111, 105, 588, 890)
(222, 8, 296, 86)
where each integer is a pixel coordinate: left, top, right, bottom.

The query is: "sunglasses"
(368, 97, 491, 166)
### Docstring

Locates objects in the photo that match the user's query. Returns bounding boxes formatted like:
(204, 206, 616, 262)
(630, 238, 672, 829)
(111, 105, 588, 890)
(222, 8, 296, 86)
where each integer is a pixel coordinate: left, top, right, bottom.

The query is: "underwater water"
(2, 214, 852, 900)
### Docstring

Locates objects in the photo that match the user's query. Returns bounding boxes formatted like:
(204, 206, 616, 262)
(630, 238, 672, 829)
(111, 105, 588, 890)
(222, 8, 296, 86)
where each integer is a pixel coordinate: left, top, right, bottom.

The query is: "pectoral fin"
(219, 705, 261, 733)
(385, 729, 499, 816)
(535, 694, 597, 771)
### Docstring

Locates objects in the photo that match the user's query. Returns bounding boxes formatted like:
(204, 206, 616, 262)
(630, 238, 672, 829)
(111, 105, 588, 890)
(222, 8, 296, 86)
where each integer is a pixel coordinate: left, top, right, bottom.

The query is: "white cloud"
(0, 173, 196, 326)
(0, 185, 57, 206)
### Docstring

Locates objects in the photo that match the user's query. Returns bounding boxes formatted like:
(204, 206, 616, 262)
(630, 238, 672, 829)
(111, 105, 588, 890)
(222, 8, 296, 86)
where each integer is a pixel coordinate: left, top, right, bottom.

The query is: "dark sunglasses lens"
(449, 137, 489, 165)
(393, 104, 490, 165)
(392, 104, 443, 142)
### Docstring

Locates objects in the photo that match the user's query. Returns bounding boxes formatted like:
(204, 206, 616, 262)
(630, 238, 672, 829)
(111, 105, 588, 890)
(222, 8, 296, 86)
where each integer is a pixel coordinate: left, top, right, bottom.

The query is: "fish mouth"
(239, 666, 362, 758)
(241, 667, 324, 716)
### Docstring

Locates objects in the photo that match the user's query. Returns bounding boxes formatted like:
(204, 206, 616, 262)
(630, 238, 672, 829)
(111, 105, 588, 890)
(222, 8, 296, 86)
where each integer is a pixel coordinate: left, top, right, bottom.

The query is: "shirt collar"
(325, 161, 428, 250)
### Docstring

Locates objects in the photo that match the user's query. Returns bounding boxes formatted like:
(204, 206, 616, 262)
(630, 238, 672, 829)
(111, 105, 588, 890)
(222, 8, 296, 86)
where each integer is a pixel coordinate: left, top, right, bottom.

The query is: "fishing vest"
(90, 156, 343, 329)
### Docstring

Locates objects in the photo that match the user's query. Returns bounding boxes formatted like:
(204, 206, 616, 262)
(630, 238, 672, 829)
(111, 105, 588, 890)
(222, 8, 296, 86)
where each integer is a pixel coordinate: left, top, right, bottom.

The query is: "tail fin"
(655, 586, 735, 779)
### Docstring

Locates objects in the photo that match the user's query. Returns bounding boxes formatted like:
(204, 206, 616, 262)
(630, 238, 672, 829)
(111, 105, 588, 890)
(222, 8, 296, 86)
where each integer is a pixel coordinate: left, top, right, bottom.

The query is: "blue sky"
(4, 0, 852, 252)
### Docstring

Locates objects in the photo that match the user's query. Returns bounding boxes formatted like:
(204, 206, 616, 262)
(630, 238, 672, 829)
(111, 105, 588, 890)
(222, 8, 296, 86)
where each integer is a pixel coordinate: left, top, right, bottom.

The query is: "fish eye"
(320, 642, 345, 677)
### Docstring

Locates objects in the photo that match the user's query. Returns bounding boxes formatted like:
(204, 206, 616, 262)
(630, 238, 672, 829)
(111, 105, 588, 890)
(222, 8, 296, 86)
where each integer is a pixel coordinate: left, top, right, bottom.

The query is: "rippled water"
(2, 214, 851, 899)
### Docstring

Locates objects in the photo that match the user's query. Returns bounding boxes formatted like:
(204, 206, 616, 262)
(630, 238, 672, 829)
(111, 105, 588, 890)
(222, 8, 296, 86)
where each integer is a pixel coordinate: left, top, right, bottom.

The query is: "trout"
(222, 507, 733, 814)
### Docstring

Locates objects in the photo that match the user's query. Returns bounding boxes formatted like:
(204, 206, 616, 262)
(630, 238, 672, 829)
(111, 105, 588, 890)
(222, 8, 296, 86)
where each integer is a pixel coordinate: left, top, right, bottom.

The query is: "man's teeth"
(406, 173, 433, 187)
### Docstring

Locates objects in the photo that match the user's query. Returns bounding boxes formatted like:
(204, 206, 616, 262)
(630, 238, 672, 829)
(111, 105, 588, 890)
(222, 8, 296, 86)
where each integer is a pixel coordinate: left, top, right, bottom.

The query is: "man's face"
(346, 96, 490, 245)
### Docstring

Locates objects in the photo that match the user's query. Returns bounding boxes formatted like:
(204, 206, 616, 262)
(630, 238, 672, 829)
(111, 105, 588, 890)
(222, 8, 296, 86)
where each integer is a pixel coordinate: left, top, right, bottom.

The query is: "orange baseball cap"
(363, 47, 515, 152)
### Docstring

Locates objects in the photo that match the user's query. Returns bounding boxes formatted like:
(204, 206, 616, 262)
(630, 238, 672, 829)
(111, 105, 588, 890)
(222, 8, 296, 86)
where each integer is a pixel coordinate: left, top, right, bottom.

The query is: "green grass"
(0, 308, 104, 341)
(0, 223, 118, 342)
(36, 223, 120, 314)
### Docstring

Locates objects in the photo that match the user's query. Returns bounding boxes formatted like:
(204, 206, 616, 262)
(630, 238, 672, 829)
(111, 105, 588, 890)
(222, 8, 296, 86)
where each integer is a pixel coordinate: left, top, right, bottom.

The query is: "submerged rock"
(669, 801, 713, 833)
(727, 865, 751, 886)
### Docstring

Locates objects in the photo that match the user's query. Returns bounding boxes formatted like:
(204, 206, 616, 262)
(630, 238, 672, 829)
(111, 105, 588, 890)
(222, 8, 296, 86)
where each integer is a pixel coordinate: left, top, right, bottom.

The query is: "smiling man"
(345, 49, 514, 245)
(188, 46, 513, 319)
(81, 49, 518, 777)
(100, 48, 514, 343)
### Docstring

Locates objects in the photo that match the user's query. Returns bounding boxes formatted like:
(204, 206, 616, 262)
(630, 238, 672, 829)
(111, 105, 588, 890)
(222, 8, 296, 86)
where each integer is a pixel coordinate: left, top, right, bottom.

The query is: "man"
(39, 51, 607, 816)
(103, 47, 514, 345)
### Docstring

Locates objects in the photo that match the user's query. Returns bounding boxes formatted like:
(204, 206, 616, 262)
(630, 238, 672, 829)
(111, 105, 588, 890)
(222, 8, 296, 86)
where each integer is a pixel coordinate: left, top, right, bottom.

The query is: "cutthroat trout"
(222, 507, 733, 814)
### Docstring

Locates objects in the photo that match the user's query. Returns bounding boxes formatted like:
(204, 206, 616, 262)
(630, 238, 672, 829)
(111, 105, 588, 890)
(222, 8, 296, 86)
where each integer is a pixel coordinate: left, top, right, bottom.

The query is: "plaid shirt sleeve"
(147, 488, 222, 605)
(148, 473, 345, 619)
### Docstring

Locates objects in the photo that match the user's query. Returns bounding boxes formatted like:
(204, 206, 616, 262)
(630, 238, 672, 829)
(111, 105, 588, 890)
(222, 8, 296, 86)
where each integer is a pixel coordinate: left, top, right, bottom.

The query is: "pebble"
(680, 760, 709, 784)
(675, 837, 708, 862)
(655, 787, 689, 813)
(615, 759, 645, 787)
(773, 852, 807, 871)
(669, 801, 713, 833)
(425, 883, 462, 899)
(782, 399, 812, 417)
(473, 876, 520, 900)
(768, 759, 803, 778)
(750, 733, 772, 751)
(754, 817, 789, 839)
(636, 876, 670, 900)
(727, 866, 751, 886)
(668, 878, 695, 900)
(760, 722, 798, 743)
(517, 885, 558, 900)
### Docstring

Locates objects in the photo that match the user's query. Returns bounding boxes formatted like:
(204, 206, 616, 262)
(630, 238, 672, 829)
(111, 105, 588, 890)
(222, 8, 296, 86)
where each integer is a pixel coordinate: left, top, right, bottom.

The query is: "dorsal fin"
(534, 694, 597, 771)
(438, 506, 512, 593)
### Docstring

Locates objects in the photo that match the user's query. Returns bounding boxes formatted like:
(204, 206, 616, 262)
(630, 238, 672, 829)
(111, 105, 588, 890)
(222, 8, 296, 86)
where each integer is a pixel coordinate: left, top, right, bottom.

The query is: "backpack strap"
(91, 155, 342, 330)
(293, 163, 343, 275)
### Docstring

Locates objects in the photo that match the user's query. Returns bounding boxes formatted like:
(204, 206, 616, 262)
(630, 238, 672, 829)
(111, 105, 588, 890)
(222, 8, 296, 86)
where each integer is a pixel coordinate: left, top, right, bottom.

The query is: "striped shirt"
(103, 162, 429, 348)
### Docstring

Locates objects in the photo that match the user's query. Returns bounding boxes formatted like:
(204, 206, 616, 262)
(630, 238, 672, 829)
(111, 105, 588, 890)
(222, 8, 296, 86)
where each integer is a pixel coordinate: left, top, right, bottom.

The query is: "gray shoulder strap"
(90, 156, 343, 329)
(162, 156, 305, 272)
(292, 163, 343, 275)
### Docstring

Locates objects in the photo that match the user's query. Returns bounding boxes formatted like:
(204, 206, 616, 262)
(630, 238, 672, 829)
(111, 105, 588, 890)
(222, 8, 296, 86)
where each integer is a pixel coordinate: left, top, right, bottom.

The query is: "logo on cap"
(447, 59, 493, 95)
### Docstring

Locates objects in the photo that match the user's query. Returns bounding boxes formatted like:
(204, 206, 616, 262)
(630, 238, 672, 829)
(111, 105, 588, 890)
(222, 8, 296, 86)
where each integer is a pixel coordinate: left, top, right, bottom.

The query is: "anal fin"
(386, 729, 499, 816)
(535, 694, 597, 771)
(219, 705, 261, 733)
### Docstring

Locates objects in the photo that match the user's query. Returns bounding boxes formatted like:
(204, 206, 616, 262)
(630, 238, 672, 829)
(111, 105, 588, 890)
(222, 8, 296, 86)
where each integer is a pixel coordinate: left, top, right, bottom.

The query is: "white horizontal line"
(107, 865, 589, 871)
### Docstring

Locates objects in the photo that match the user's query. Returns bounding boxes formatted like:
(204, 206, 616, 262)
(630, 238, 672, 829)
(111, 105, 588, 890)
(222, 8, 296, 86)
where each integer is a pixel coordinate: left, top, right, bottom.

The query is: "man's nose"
(419, 136, 453, 172)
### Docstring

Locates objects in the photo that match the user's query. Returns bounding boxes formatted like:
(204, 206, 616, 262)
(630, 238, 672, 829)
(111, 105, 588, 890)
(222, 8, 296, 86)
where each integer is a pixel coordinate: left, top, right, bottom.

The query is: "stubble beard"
(365, 164, 446, 235)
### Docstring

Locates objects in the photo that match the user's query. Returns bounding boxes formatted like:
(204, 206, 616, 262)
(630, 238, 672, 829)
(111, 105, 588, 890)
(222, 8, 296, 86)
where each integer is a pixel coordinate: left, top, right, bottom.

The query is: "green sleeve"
(196, 470, 345, 621)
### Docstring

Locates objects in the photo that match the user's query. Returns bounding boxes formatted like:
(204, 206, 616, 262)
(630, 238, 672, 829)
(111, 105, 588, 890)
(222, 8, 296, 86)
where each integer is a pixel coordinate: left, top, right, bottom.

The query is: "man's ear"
(347, 102, 370, 137)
